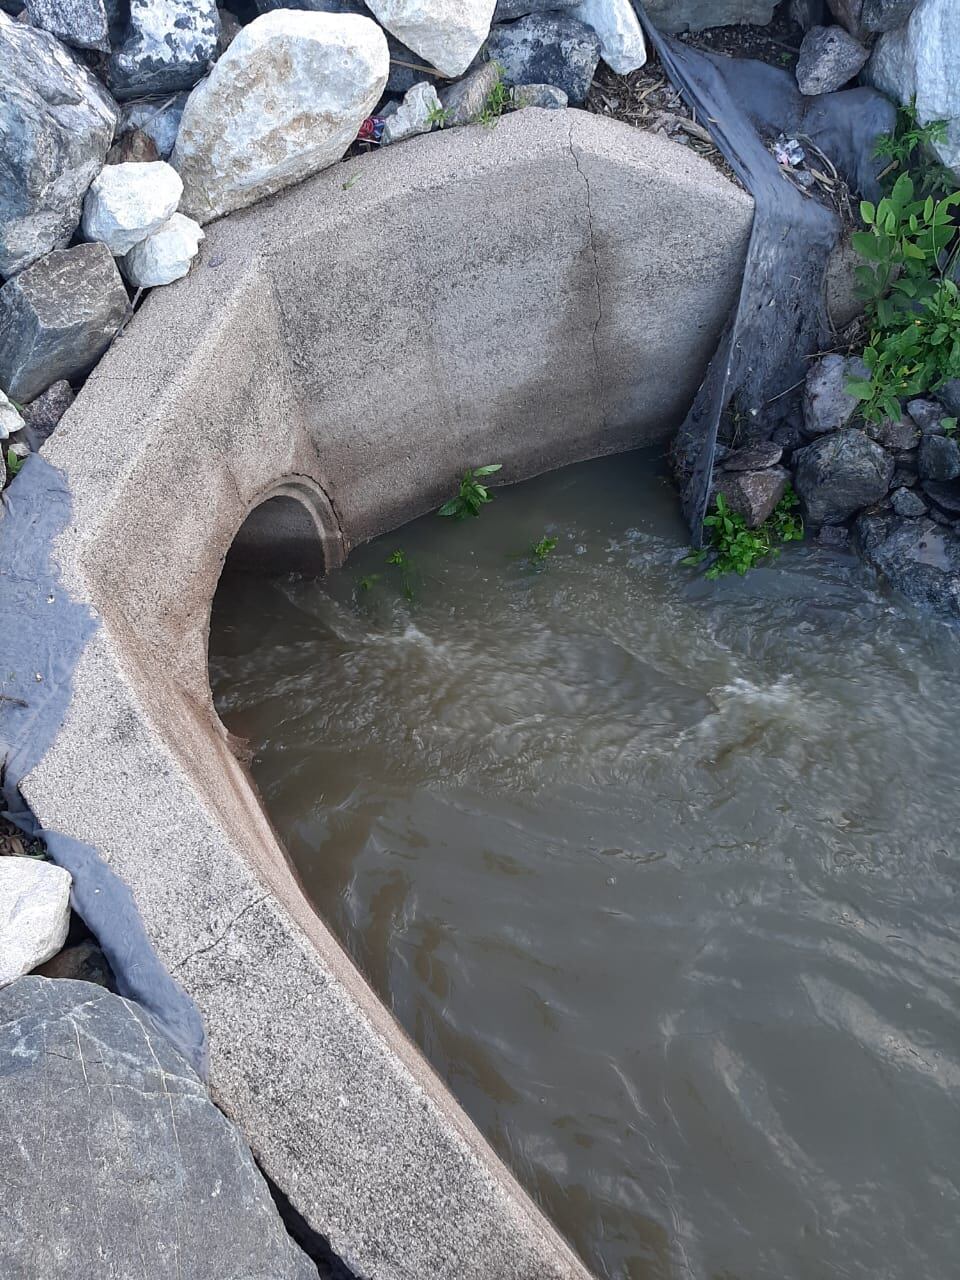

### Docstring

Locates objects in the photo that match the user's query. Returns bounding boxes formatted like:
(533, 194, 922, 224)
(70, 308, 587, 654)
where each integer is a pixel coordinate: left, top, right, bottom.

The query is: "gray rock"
(716, 465, 790, 528)
(254, 0, 368, 11)
(485, 13, 600, 105)
(217, 3, 242, 51)
(857, 512, 960, 617)
(816, 523, 851, 548)
(826, 0, 863, 33)
(918, 432, 960, 481)
(384, 30, 441, 94)
(0, 243, 130, 402)
(0, 977, 316, 1279)
(0, 13, 118, 279)
(824, 233, 866, 330)
(81, 159, 184, 254)
(791, 0, 828, 29)
(642, 0, 775, 31)
(720, 441, 784, 471)
(0, 389, 25, 439)
(906, 396, 948, 433)
(26, 0, 109, 49)
(19, 378, 74, 448)
(106, 126, 161, 164)
(495, 0, 577, 18)
(382, 78, 441, 142)
(35, 938, 113, 986)
(794, 427, 894, 523)
(891, 465, 917, 488)
(939, 380, 960, 418)
(890, 485, 927, 517)
(439, 61, 501, 124)
(871, 413, 918, 450)
(771, 422, 804, 452)
(120, 93, 190, 158)
(796, 24, 869, 96)
(922, 479, 960, 516)
(802, 352, 868, 436)
(108, 0, 220, 99)
(0, 859, 72, 987)
(861, 0, 919, 32)
(510, 81, 567, 108)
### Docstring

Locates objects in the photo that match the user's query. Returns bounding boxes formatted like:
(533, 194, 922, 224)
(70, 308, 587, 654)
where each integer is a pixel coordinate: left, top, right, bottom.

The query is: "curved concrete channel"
(17, 109, 753, 1278)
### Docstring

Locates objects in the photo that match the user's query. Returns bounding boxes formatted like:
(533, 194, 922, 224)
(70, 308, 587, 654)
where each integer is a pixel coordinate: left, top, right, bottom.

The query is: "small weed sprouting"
(682, 488, 803, 580)
(341, 173, 360, 191)
(386, 548, 416, 601)
(530, 535, 558, 563)
(357, 573, 380, 591)
(438, 464, 502, 520)
(5, 448, 24, 477)
(875, 97, 952, 196)
(477, 66, 511, 127)
(426, 102, 452, 129)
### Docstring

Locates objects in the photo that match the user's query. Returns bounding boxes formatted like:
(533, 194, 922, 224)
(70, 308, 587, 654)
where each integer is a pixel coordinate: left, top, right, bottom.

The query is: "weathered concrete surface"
(22, 111, 752, 1280)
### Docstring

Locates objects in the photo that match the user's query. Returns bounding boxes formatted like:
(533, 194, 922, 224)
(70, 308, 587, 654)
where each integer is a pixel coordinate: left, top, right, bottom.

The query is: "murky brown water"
(210, 451, 960, 1280)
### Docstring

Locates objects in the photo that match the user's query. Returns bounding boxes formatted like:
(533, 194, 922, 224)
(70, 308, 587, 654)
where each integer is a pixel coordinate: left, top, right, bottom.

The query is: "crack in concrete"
(172, 893, 269, 973)
(568, 121, 604, 414)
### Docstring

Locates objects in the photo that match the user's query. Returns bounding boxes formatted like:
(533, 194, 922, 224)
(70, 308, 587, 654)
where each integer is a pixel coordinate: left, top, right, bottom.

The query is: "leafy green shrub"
(875, 97, 952, 197)
(683, 488, 802, 580)
(477, 67, 511, 127)
(438, 464, 502, 520)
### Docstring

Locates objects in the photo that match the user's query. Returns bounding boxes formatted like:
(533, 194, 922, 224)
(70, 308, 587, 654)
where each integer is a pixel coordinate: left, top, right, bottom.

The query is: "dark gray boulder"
(940, 381, 960, 418)
(857, 512, 960, 617)
(796, 24, 869, 95)
(794, 428, 894, 523)
(906, 396, 949, 433)
(921, 479, 960, 516)
(871, 413, 918, 451)
(18, 378, 75, 449)
(25, 0, 110, 50)
(0, 14, 118, 279)
(0, 244, 130, 402)
(890, 485, 926, 517)
(918, 432, 960, 481)
(107, 0, 220, 99)
(439, 62, 501, 124)
(861, 0, 918, 32)
(494, 0, 578, 18)
(802, 353, 868, 435)
(484, 13, 601, 105)
(0, 978, 315, 1280)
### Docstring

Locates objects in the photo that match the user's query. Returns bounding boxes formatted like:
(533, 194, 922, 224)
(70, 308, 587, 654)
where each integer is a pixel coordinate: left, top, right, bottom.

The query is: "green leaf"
(860, 200, 876, 225)
(473, 463, 502, 476)
(438, 500, 459, 517)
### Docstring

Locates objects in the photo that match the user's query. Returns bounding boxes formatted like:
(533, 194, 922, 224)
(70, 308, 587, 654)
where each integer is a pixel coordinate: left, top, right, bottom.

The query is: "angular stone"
(857, 512, 960, 617)
(81, 160, 183, 255)
(0, 14, 118, 279)
(641, 0, 775, 31)
(797, 25, 869, 96)
(511, 81, 568, 109)
(794, 427, 894, 523)
(25, 0, 109, 50)
(121, 212, 204, 286)
(108, 0, 220, 100)
(890, 485, 927, 517)
(106, 127, 161, 165)
(816, 522, 851, 547)
(803, 352, 867, 435)
(0, 389, 25, 440)
(716, 465, 790, 528)
(485, 13, 601, 105)
(568, 0, 645, 75)
(922, 479, 960, 515)
(825, 233, 866, 330)
(906, 396, 948, 433)
(866, 0, 960, 180)
(366, 0, 496, 77)
(720, 441, 784, 471)
(826, 0, 864, 33)
(172, 11, 389, 224)
(382, 79, 442, 143)
(495, 0, 578, 17)
(0, 978, 317, 1278)
(439, 61, 501, 125)
(918, 432, 960, 481)
(120, 93, 190, 159)
(0, 859, 71, 986)
(940, 380, 960, 418)
(217, 3, 242, 51)
(0, 244, 130, 402)
(871, 413, 918, 450)
(861, 0, 919, 31)
(18, 379, 74, 449)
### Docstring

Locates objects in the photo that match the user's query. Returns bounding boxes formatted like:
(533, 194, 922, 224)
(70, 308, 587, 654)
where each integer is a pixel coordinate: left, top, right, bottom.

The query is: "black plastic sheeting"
(633, 6, 896, 541)
(0, 456, 208, 1075)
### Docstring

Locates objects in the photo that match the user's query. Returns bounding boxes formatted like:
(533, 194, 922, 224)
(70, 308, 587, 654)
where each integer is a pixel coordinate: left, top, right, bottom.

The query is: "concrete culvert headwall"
(21, 110, 752, 1280)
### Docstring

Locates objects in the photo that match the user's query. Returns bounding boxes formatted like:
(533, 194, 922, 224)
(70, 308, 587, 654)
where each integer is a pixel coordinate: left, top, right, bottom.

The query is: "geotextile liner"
(632, 5, 896, 542)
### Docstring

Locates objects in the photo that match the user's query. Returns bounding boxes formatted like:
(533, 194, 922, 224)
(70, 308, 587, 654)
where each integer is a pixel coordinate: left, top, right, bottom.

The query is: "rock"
(18, 378, 74, 448)
(641, 0, 775, 32)
(0, 14, 118, 279)
(802, 353, 868, 436)
(939, 380, 960, 418)
(35, 938, 113, 986)
(0, 860, 71, 987)
(890, 484, 927, 516)
(824, 233, 866, 330)
(107, 0, 220, 100)
(720, 441, 784, 471)
(891, 465, 917, 488)
(510, 81, 568, 108)
(922, 479, 960, 515)
(716, 466, 790, 528)
(120, 212, 204, 285)
(871, 413, 918, 450)
(906, 396, 948, 433)
(366, 0, 495, 77)
(0, 243, 130, 402)
(866, 0, 960, 180)
(0, 977, 318, 1278)
(217, 3, 242, 51)
(861, 0, 919, 31)
(796, 25, 869, 95)
(485, 13, 601, 105)
(816, 523, 851, 547)
(794, 428, 894, 523)
(120, 93, 189, 158)
(106, 127, 161, 164)
(826, 0, 864, 32)
(771, 422, 804, 453)
(439, 60, 501, 124)
(0, 389, 25, 440)
(918, 432, 960, 481)
(382, 29, 442, 94)
(857, 512, 960, 616)
(172, 11, 389, 224)
(382, 79, 442, 142)
(81, 160, 183, 255)
(25, 0, 109, 50)
(568, 0, 645, 74)
(496, 0, 578, 14)
(791, 0, 828, 29)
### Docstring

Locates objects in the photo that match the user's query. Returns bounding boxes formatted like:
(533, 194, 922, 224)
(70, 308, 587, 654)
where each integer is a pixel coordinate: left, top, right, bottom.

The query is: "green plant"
(385, 548, 415, 601)
(477, 66, 511, 127)
(426, 102, 452, 129)
(943, 416, 958, 435)
(683, 488, 802, 580)
(5, 447, 24, 477)
(438, 463, 502, 520)
(875, 96, 951, 196)
(357, 573, 380, 591)
(340, 173, 360, 191)
(530, 534, 558, 563)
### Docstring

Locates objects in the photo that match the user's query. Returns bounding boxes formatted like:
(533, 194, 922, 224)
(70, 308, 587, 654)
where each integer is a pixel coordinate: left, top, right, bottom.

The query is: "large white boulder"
(0, 858, 72, 987)
(569, 0, 646, 73)
(366, 0, 496, 77)
(121, 212, 204, 286)
(171, 11, 389, 224)
(81, 161, 185, 255)
(866, 0, 960, 179)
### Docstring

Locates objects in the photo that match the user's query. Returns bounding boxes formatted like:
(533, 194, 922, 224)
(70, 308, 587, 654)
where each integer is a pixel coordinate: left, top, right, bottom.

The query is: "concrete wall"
(22, 109, 752, 1279)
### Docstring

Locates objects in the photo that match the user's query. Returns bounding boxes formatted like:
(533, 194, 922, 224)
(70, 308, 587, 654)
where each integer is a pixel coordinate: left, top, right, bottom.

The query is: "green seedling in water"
(357, 573, 380, 591)
(682, 487, 802, 580)
(438, 463, 502, 520)
(530, 534, 558, 563)
(386, 548, 416, 601)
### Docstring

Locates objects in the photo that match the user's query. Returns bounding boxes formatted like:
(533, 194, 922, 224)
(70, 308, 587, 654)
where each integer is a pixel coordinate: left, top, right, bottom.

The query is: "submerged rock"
(0, 978, 317, 1278)
(796, 24, 869, 95)
(81, 160, 184, 255)
(858, 511, 960, 616)
(794, 428, 894, 524)
(485, 12, 601, 104)
(172, 10, 389, 223)
(0, 859, 72, 987)
(0, 14, 118, 279)
(108, 0, 220, 99)
(366, 0, 496, 77)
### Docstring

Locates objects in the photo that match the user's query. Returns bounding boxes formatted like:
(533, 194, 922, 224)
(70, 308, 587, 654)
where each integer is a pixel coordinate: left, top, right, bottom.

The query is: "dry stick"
(389, 57, 450, 79)
(765, 378, 805, 404)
